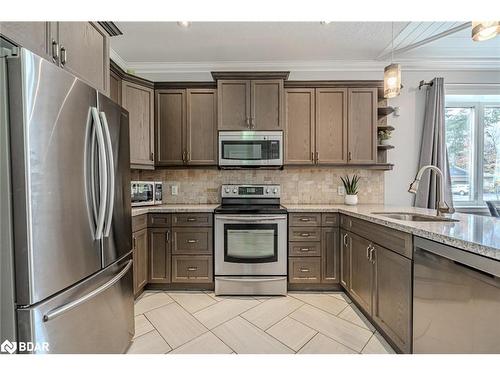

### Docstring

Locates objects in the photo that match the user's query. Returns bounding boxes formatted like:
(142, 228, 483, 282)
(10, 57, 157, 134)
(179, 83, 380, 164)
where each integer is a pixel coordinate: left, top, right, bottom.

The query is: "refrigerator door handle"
(91, 107, 107, 240)
(100, 111, 115, 237)
(42, 260, 133, 322)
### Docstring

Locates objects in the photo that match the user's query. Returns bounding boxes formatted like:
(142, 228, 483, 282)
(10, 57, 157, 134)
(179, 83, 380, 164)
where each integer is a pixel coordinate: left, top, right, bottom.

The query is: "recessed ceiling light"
(320, 21, 332, 25)
(177, 21, 192, 28)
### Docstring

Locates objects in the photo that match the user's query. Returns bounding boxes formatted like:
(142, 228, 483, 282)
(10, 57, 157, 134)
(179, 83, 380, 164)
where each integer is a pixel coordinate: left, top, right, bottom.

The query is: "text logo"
(1, 340, 17, 354)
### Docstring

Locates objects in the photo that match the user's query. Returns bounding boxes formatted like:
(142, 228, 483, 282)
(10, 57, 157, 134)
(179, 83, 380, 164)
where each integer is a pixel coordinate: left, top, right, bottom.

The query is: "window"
(445, 95, 500, 207)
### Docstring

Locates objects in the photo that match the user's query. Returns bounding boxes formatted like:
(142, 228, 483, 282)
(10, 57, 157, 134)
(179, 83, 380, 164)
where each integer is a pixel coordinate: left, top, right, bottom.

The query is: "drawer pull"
(343, 233, 348, 246)
(186, 218, 197, 222)
(300, 233, 310, 237)
(299, 218, 311, 222)
(299, 268, 310, 273)
(187, 267, 198, 271)
(187, 239, 198, 243)
(300, 248, 310, 252)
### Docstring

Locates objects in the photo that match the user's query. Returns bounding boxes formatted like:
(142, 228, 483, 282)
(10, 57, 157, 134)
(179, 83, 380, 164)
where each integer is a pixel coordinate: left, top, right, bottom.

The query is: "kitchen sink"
(371, 212, 459, 222)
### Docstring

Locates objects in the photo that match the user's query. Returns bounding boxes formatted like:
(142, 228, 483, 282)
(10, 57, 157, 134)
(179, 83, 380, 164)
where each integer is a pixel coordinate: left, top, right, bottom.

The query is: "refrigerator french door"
(6, 48, 133, 353)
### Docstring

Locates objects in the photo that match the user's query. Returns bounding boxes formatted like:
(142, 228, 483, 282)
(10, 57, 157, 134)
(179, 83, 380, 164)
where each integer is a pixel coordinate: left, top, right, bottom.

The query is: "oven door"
(218, 131, 283, 167)
(215, 214, 287, 275)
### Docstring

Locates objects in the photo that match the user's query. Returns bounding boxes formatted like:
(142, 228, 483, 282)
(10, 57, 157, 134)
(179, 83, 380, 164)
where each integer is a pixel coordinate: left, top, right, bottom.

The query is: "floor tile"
(212, 317, 293, 354)
(145, 303, 208, 349)
(241, 296, 304, 330)
(329, 292, 352, 304)
(171, 331, 233, 354)
(290, 304, 372, 352)
(338, 304, 375, 332)
(298, 333, 357, 354)
(361, 332, 395, 354)
(134, 292, 174, 315)
(204, 291, 225, 302)
(193, 298, 260, 329)
(134, 314, 155, 338)
(289, 293, 348, 316)
(127, 330, 171, 354)
(266, 317, 317, 351)
(168, 291, 218, 314)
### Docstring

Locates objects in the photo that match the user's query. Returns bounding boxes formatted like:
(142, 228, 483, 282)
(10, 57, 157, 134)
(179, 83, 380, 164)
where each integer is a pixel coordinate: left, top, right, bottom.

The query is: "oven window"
(224, 224, 278, 263)
(221, 141, 266, 160)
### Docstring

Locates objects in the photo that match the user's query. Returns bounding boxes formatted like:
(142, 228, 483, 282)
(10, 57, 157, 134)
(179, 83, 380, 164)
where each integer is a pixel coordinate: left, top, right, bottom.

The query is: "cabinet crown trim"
(211, 71, 290, 80)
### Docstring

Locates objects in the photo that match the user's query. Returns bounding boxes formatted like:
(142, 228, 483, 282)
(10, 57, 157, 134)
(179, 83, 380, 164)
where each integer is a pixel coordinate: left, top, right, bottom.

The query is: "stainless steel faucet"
(408, 165, 454, 216)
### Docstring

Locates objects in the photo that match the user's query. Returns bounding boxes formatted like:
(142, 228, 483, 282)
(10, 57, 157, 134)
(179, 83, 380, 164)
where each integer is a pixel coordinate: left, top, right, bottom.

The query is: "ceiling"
(110, 22, 500, 80)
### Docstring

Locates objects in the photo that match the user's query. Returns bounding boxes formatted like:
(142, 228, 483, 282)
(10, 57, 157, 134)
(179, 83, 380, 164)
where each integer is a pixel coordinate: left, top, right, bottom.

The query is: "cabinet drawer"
(289, 258, 321, 284)
(148, 213, 171, 228)
(132, 214, 147, 232)
(289, 213, 321, 227)
(171, 256, 213, 283)
(321, 213, 339, 227)
(341, 215, 412, 259)
(289, 242, 321, 257)
(172, 213, 213, 227)
(172, 227, 213, 255)
(288, 227, 321, 242)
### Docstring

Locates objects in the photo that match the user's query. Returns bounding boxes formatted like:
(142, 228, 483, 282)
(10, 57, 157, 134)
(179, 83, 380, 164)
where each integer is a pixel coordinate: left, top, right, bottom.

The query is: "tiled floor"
(127, 290, 395, 354)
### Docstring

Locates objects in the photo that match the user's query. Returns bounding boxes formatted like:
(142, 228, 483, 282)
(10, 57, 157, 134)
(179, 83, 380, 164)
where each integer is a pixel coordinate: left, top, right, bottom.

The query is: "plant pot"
(379, 138, 390, 146)
(344, 194, 358, 206)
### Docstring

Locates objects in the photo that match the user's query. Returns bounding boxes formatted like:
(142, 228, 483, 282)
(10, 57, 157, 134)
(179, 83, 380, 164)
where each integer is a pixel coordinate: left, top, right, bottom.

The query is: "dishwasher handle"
(414, 237, 500, 278)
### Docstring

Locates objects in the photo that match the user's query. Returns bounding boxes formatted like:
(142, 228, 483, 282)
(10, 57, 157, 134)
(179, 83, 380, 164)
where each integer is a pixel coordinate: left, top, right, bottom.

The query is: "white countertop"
(132, 203, 500, 261)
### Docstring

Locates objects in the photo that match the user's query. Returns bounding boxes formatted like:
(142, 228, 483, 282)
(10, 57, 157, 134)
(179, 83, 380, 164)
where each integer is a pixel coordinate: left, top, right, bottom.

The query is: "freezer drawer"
(413, 237, 500, 354)
(17, 255, 134, 354)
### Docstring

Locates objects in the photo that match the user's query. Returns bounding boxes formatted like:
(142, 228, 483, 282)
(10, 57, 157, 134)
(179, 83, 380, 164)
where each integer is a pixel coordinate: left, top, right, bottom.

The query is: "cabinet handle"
(60, 46, 67, 66)
(366, 244, 371, 260)
(300, 233, 310, 237)
(186, 217, 197, 222)
(51, 40, 59, 62)
(251, 118, 255, 129)
(166, 231, 170, 242)
(133, 236, 136, 249)
(187, 267, 198, 271)
(150, 152, 154, 161)
(299, 218, 310, 222)
(245, 117, 250, 128)
(315, 151, 319, 163)
(343, 233, 348, 246)
(311, 152, 315, 163)
(187, 239, 198, 243)
(182, 150, 186, 163)
(348, 151, 352, 162)
(299, 248, 310, 252)
(370, 247, 376, 263)
(299, 268, 310, 273)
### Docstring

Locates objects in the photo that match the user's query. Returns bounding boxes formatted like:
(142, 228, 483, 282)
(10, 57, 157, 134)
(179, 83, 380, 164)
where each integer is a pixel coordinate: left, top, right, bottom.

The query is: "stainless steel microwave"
(131, 181, 163, 207)
(218, 131, 283, 168)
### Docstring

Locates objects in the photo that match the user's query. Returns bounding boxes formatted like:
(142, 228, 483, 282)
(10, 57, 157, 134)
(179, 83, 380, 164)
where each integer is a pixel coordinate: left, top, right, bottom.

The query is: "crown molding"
(109, 48, 128, 71)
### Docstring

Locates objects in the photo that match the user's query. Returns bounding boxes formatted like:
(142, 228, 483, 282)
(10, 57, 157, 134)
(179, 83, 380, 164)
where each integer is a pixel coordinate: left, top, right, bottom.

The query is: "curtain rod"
(419, 81, 500, 89)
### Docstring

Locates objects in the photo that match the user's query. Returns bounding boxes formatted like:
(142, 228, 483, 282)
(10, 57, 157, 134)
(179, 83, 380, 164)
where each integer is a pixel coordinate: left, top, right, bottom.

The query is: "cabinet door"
(373, 245, 412, 353)
(132, 228, 148, 295)
(251, 79, 283, 130)
(217, 80, 251, 130)
(0, 22, 54, 61)
(156, 89, 186, 166)
(109, 69, 122, 105)
(347, 88, 377, 164)
(122, 81, 154, 168)
(348, 231, 373, 314)
(339, 230, 351, 290)
(321, 227, 339, 284)
(315, 88, 347, 164)
(285, 88, 315, 165)
(58, 22, 109, 94)
(186, 89, 217, 165)
(149, 228, 171, 283)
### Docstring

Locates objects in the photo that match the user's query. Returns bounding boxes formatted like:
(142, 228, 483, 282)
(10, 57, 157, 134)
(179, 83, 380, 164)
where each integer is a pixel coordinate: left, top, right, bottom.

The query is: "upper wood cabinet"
(122, 80, 155, 169)
(109, 68, 122, 105)
(347, 88, 377, 164)
(218, 79, 283, 130)
(156, 88, 217, 166)
(285, 88, 315, 165)
(1, 22, 109, 94)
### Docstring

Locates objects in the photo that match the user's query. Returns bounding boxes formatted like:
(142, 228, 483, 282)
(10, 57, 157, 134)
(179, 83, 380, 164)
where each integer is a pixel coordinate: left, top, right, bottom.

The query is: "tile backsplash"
(131, 167, 384, 204)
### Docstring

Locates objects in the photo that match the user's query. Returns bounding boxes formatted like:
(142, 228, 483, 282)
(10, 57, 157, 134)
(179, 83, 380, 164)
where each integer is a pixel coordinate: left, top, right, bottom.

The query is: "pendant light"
(384, 22, 402, 98)
(472, 21, 500, 41)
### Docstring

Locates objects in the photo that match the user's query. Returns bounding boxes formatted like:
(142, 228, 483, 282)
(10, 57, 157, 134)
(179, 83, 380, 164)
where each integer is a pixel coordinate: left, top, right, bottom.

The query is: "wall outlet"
(171, 185, 179, 196)
(338, 185, 345, 196)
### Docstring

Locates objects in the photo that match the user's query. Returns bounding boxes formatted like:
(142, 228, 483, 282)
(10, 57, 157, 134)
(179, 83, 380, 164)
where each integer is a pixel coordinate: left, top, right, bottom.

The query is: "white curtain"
(414, 77, 454, 210)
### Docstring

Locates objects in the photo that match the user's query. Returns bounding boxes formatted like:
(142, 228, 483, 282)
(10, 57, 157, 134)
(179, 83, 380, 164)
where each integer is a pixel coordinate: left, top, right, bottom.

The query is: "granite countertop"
(132, 204, 219, 216)
(285, 204, 500, 261)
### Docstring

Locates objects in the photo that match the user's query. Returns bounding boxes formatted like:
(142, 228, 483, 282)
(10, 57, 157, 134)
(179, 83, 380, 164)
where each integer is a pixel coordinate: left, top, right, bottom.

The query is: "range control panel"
(221, 184, 281, 198)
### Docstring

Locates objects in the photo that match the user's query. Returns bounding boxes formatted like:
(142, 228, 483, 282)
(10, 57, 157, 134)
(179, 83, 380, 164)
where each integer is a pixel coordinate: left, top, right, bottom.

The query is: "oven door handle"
(216, 276, 287, 283)
(215, 215, 287, 222)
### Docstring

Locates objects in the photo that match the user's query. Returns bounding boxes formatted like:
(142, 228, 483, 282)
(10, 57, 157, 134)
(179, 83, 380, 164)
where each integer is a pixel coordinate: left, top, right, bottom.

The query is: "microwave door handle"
(215, 215, 287, 222)
(91, 107, 107, 240)
(100, 111, 115, 237)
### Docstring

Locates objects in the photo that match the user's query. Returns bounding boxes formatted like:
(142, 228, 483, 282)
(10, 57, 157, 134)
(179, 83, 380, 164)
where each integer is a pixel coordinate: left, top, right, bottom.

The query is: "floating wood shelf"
(378, 125, 395, 131)
(378, 106, 395, 117)
(378, 144, 395, 150)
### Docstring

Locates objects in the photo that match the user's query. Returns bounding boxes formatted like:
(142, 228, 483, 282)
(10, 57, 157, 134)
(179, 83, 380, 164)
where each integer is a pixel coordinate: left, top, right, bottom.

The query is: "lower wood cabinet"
(289, 257, 321, 284)
(348, 231, 373, 314)
(172, 227, 212, 255)
(149, 227, 171, 283)
(132, 228, 148, 295)
(172, 256, 213, 283)
(321, 227, 339, 284)
(339, 229, 351, 290)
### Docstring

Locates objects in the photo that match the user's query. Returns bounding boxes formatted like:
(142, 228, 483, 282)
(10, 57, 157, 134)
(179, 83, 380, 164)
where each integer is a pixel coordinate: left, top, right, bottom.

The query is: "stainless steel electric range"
(214, 184, 288, 295)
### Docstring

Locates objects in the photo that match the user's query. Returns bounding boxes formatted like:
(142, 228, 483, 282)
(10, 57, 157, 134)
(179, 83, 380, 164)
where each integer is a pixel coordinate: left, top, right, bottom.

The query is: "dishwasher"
(413, 237, 500, 353)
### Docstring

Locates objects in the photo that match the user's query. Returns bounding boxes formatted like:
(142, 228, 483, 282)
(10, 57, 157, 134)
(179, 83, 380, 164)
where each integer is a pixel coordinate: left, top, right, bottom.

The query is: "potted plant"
(340, 175, 360, 206)
(378, 130, 392, 145)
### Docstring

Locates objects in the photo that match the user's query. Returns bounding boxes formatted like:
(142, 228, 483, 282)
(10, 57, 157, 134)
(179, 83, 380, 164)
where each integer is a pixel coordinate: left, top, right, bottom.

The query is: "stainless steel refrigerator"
(3, 47, 134, 353)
